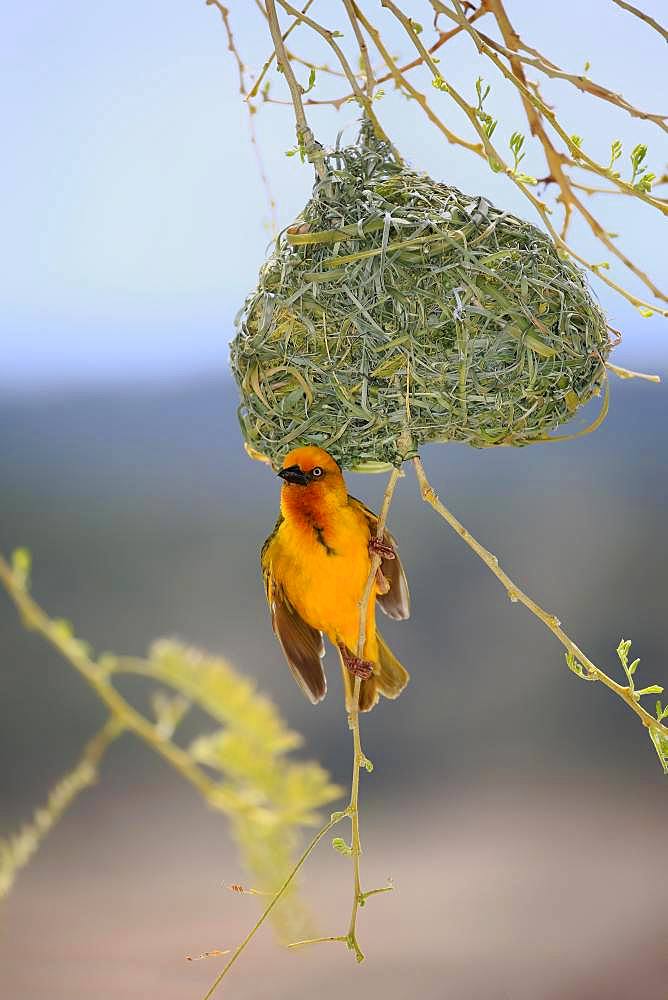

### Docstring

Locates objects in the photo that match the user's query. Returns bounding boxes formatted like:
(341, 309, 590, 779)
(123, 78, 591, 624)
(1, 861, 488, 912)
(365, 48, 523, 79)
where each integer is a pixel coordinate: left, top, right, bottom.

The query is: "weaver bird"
(261, 446, 410, 712)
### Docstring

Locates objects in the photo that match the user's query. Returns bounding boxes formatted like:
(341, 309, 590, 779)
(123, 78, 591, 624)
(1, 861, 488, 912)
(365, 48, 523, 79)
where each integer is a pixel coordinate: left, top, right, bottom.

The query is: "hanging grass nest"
(231, 124, 612, 471)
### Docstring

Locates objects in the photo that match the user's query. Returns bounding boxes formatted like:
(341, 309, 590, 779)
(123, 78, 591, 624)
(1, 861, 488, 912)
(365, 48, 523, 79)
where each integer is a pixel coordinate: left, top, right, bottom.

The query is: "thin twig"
(254, 1, 490, 109)
(206, 1, 278, 231)
(249, 0, 325, 102)
(610, 0, 668, 43)
(201, 813, 343, 999)
(342, 0, 374, 99)
(474, 18, 667, 133)
(200, 465, 402, 991)
(274, 0, 398, 155)
(412, 457, 668, 748)
(264, 0, 327, 179)
(346, 465, 402, 962)
(383, 0, 668, 316)
(352, 2, 484, 155)
(445, 0, 667, 301)
(437, 0, 668, 217)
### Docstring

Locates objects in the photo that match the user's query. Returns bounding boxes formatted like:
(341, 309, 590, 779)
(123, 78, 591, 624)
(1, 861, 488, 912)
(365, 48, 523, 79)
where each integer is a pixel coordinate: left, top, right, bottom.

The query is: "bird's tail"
(339, 632, 410, 712)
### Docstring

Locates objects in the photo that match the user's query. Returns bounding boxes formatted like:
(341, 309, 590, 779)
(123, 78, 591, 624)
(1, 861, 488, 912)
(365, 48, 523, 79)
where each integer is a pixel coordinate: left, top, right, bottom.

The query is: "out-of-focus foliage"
(113, 640, 342, 938)
(0, 552, 341, 939)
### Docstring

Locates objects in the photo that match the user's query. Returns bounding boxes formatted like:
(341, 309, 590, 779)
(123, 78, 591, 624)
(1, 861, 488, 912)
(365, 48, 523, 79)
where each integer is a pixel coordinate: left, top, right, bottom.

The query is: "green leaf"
(635, 684, 663, 698)
(630, 143, 647, 170)
(608, 140, 623, 169)
(475, 76, 490, 110)
(648, 728, 668, 775)
(332, 837, 352, 856)
(566, 651, 595, 681)
(304, 67, 316, 95)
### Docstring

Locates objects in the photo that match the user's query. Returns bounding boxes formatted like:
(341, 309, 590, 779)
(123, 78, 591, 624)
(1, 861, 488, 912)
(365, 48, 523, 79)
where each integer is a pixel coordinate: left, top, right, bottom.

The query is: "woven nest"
(231, 124, 611, 471)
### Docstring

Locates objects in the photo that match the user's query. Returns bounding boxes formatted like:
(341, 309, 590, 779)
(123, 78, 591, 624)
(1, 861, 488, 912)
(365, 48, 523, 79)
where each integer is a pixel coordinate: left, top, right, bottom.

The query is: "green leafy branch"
(0, 550, 340, 938)
(412, 459, 668, 775)
(213, 0, 668, 318)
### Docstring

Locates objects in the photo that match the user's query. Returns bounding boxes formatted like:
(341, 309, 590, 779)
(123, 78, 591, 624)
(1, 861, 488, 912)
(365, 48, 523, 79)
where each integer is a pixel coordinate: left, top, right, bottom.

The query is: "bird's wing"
(261, 518, 327, 705)
(349, 497, 411, 621)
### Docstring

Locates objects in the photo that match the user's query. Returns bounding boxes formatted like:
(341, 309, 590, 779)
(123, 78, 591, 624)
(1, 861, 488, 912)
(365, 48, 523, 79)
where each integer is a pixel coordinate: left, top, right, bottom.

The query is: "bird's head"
(278, 446, 346, 500)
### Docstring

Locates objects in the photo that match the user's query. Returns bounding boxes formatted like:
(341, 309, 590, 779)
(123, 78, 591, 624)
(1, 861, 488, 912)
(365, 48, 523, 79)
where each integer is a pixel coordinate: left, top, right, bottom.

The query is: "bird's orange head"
(278, 446, 347, 518)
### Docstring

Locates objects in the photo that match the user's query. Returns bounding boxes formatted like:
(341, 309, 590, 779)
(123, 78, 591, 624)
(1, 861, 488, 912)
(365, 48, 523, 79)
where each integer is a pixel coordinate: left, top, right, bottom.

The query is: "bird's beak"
(278, 465, 309, 486)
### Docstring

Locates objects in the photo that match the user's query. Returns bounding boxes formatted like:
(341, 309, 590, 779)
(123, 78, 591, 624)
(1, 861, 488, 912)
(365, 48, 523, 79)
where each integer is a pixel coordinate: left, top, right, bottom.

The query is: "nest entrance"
(231, 126, 611, 471)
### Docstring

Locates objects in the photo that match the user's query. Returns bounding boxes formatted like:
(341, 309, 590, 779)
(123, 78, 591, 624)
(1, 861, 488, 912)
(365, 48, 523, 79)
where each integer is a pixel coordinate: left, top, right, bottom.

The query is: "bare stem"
(412, 457, 668, 747)
(201, 812, 343, 1000)
(345, 464, 402, 962)
(248, 0, 320, 101)
(206, 1, 278, 231)
(610, 0, 668, 43)
(342, 0, 374, 99)
(383, 0, 668, 316)
(441, 0, 667, 302)
(475, 5, 667, 133)
(352, 1, 483, 155)
(440, 0, 667, 215)
(264, 0, 327, 179)
(274, 0, 398, 155)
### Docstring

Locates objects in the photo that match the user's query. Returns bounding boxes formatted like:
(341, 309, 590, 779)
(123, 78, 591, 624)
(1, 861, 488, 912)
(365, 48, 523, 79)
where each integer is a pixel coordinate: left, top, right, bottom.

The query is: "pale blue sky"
(2, 0, 666, 390)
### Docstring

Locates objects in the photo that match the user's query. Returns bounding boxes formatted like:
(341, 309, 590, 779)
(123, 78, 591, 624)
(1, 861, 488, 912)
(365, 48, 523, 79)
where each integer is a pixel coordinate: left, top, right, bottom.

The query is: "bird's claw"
(369, 537, 395, 560)
(339, 646, 374, 680)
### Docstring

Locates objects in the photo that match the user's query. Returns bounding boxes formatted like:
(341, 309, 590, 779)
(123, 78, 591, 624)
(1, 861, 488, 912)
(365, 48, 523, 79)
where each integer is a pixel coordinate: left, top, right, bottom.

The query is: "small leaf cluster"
(606, 140, 655, 191)
(474, 76, 498, 147)
(567, 638, 667, 775)
(617, 639, 666, 774)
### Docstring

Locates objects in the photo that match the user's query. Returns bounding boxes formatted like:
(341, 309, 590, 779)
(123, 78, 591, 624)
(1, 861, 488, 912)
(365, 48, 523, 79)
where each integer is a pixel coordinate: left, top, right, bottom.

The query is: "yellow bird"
(261, 445, 410, 712)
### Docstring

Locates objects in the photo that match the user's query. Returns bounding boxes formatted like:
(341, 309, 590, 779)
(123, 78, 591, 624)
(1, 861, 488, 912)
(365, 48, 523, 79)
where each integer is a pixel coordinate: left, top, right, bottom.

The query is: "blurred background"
(1, 2, 667, 998)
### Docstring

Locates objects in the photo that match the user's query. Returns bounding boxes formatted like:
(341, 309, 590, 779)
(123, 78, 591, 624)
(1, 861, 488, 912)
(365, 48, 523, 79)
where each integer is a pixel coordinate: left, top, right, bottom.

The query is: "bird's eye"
(311, 466, 323, 478)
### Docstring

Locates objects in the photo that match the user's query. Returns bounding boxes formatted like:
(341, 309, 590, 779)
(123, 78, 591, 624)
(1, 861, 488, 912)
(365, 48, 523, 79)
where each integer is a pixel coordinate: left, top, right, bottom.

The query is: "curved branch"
(384, 0, 667, 312)
(484, 0, 667, 300)
(476, 15, 667, 133)
(413, 458, 668, 759)
(436, 0, 668, 216)
(610, 0, 668, 43)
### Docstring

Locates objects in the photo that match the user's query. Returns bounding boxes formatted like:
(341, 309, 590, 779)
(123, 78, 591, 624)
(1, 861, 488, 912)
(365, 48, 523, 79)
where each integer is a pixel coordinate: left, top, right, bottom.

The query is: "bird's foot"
(339, 645, 374, 680)
(368, 536, 395, 560)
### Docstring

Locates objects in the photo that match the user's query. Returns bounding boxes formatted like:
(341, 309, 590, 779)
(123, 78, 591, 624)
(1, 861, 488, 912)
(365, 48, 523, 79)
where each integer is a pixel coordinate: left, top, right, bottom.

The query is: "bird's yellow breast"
(267, 500, 375, 653)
